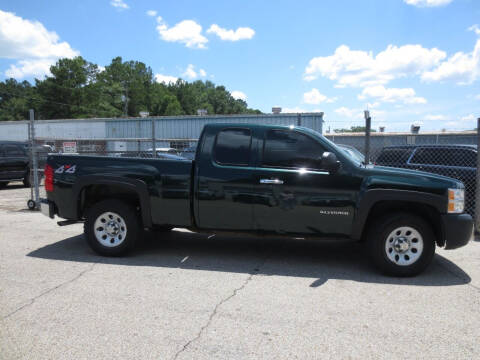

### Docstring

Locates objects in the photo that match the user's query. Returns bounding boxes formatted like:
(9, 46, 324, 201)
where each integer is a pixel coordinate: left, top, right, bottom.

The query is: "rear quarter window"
(411, 147, 476, 167)
(376, 148, 412, 165)
(2, 144, 25, 156)
(214, 128, 252, 166)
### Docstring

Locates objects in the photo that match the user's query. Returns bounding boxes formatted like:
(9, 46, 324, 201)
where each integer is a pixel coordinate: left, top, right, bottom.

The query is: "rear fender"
(72, 176, 152, 227)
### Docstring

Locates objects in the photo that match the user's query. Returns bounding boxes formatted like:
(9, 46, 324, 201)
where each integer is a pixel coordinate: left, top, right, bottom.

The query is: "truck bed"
(46, 154, 193, 227)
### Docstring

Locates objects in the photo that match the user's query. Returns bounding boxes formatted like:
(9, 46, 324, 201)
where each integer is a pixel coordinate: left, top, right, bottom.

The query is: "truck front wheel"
(367, 213, 435, 277)
(84, 199, 140, 256)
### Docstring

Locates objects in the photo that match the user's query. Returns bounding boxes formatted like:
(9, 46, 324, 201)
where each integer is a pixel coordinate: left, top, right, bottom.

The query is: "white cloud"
(358, 85, 427, 104)
(421, 33, 480, 84)
(334, 107, 364, 119)
(182, 64, 197, 79)
(404, 0, 453, 7)
(181, 64, 206, 79)
(469, 24, 480, 36)
(156, 16, 208, 49)
(445, 114, 477, 129)
(303, 88, 337, 104)
(0, 10, 78, 59)
(231, 91, 247, 101)
(155, 73, 178, 84)
(424, 114, 448, 120)
(461, 114, 476, 122)
(207, 24, 255, 41)
(282, 107, 314, 113)
(111, 0, 129, 10)
(146, 10, 157, 17)
(5, 58, 53, 78)
(475, 94, 480, 100)
(334, 106, 385, 119)
(304, 44, 445, 87)
(0, 10, 79, 79)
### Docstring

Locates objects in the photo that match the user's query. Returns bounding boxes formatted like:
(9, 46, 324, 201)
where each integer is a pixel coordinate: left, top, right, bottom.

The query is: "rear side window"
(376, 148, 412, 165)
(2, 145, 24, 156)
(262, 130, 326, 170)
(450, 149, 476, 168)
(411, 148, 476, 167)
(214, 128, 252, 166)
(410, 148, 439, 165)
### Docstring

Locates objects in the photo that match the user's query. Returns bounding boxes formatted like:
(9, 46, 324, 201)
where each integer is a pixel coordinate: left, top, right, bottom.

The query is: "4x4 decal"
(55, 165, 77, 174)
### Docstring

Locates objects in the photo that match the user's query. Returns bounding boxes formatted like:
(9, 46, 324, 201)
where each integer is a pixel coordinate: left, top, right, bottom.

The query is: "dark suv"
(0, 141, 31, 188)
(376, 145, 476, 215)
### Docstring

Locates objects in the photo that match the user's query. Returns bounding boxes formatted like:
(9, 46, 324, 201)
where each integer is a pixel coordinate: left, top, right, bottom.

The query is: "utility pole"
(123, 81, 129, 117)
(30, 109, 40, 208)
(475, 117, 480, 231)
(364, 110, 371, 165)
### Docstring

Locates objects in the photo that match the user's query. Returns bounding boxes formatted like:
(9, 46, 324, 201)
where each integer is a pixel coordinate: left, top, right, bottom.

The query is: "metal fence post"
(30, 109, 40, 209)
(28, 117, 34, 203)
(151, 118, 156, 158)
(475, 118, 480, 232)
(364, 110, 371, 164)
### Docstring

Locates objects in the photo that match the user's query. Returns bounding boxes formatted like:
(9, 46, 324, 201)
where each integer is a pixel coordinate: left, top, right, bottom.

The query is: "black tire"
(23, 170, 31, 188)
(367, 213, 435, 277)
(84, 199, 140, 256)
(27, 199, 36, 210)
(0, 182, 8, 189)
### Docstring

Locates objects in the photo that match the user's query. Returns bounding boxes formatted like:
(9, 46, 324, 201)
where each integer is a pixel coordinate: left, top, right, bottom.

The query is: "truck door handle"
(260, 179, 284, 185)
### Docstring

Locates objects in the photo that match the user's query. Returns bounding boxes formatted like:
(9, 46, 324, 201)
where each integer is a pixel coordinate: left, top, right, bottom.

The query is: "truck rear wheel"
(367, 213, 435, 277)
(84, 199, 140, 256)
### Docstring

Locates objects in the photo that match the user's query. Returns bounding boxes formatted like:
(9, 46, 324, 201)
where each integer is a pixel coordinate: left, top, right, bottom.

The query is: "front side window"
(214, 128, 252, 166)
(262, 130, 326, 170)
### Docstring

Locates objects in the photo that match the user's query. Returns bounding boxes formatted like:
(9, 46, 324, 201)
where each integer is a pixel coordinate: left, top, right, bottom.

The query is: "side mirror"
(321, 152, 341, 173)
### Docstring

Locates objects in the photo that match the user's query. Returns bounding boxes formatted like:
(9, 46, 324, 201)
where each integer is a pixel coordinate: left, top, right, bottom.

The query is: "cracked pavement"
(1, 184, 480, 359)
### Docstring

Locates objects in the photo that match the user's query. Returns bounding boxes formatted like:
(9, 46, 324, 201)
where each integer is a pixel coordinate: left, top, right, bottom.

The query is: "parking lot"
(0, 184, 479, 359)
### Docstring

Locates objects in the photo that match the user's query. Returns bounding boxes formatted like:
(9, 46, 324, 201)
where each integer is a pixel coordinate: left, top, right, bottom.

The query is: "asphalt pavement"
(1, 184, 479, 359)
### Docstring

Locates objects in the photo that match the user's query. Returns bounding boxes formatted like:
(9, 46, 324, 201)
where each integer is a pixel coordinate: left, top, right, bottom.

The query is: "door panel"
(0, 147, 6, 180)
(196, 127, 256, 230)
(2, 145, 27, 179)
(252, 129, 359, 237)
(253, 168, 357, 236)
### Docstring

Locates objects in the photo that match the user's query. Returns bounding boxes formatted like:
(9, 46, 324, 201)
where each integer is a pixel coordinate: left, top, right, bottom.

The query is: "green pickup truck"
(41, 123, 473, 276)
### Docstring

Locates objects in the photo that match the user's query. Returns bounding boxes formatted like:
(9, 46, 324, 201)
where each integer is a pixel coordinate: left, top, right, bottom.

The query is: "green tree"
(35, 56, 101, 119)
(97, 57, 153, 117)
(0, 56, 262, 121)
(0, 79, 36, 120)
(333, 126, 376, 133)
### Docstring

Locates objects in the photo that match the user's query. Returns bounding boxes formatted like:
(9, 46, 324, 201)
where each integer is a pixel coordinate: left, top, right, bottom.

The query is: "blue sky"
(0, 0, 479, 132)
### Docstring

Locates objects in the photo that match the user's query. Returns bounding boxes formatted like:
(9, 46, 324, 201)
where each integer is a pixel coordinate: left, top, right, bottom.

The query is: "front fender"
(351, 189, 447, 240)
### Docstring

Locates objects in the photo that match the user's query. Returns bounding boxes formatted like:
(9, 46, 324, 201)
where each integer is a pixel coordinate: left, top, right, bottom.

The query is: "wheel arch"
(352, 189, 446, 247)
(73, 176, 152, 228)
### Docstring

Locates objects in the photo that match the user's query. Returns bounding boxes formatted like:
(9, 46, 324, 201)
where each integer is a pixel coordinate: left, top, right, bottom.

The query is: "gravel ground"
(1, 183, 479, 359)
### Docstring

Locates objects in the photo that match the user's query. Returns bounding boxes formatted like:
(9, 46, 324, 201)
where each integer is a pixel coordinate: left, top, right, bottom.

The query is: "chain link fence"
(22, 112, 480, 230)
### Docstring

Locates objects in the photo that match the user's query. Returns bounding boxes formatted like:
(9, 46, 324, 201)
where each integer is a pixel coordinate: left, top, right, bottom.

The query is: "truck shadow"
(27, 229, 471, 287)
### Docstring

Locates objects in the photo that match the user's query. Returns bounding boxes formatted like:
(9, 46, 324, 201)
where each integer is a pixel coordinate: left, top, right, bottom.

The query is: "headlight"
(448, 188, 464, 213)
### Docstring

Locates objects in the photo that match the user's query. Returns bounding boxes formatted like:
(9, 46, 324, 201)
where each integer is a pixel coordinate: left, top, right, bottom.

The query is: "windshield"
(299, 127, 363, 166)
(338, 145, 365, 165)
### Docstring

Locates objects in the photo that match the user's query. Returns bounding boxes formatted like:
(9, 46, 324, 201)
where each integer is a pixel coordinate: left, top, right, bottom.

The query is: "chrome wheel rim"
(385, 226, 423, 266)
(94, 212, 127, 247)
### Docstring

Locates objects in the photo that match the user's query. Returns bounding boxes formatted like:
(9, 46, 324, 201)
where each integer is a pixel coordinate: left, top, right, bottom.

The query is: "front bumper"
(442, 213, 473, 250)
(40, 198, 55, 219)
